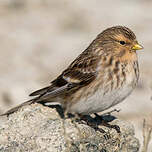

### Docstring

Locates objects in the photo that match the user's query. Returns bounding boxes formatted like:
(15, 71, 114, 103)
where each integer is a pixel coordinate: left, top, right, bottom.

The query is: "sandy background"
(0, 0, 152, 151)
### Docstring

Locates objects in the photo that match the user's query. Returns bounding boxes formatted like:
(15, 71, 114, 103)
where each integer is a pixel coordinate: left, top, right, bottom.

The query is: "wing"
(29, 51, 99, 100)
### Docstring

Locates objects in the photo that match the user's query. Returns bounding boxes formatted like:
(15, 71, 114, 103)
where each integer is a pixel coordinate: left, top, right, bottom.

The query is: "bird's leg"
(77, 114, 106, 133)
(94, 113, 121, 133)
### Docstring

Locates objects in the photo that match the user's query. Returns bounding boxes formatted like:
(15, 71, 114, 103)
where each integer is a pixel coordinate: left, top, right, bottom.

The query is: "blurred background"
(0, 0, 152, 151)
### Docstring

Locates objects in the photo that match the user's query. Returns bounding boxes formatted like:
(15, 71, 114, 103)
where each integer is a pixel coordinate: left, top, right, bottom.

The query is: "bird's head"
(93, 26, 143, 61)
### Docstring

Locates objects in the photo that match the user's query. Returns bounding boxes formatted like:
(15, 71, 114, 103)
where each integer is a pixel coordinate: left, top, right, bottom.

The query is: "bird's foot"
(76, 114, 106, 133)
(94, 113, 121, 133)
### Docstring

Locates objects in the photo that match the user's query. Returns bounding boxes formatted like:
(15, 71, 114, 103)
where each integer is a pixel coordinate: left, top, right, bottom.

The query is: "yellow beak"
(132, 43, 143, 50)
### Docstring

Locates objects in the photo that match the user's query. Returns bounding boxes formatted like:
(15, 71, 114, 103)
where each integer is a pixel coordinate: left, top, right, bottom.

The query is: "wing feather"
(29, 51, 99, 100)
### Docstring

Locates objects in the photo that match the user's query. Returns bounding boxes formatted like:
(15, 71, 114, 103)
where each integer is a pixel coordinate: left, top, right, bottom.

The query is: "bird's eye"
(120, 41, 126, 45)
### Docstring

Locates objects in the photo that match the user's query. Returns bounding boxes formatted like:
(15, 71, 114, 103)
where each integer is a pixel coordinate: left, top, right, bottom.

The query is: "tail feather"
(0, 99, 35, 116)
(29, 86, 50, 96)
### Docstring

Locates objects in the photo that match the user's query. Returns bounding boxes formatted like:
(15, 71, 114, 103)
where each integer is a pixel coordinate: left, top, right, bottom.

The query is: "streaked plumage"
(1, 26, 143, 116)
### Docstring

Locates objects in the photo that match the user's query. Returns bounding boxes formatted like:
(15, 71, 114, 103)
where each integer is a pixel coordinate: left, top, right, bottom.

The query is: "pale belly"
(69, 77, 136, 115)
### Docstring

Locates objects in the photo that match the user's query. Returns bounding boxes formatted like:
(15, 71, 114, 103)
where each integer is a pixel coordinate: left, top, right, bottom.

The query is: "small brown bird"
(2, 26, 143, 116)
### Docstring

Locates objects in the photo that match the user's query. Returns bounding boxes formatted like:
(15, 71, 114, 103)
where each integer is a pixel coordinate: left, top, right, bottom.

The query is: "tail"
(0, 98, 36, 116)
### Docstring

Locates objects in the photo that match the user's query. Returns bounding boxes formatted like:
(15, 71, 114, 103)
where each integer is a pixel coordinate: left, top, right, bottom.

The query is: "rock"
(0, 103, 140, 152)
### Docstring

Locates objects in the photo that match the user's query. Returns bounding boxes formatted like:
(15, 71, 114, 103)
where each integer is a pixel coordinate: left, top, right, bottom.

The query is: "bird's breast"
(68, 62, 138, 115)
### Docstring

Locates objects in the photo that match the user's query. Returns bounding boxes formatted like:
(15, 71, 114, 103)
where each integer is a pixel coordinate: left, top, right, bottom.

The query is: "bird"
(1, 26, 143, 116)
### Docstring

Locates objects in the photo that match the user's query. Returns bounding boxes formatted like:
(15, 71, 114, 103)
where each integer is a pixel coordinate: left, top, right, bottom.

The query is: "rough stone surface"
(0, 104, 140, 152)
